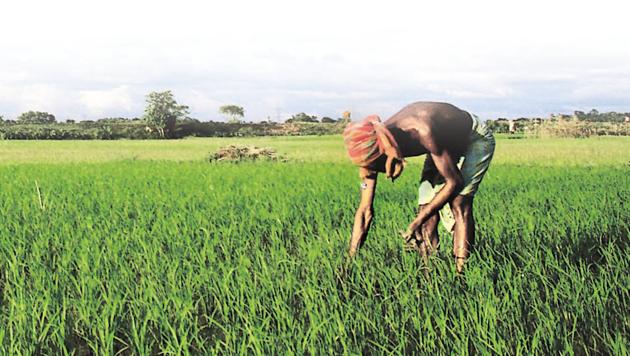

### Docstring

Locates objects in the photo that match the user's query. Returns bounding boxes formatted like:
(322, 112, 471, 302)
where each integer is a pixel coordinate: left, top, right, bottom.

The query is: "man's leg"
(448, 115, 494, 273)
(451, 195, 474, 273)
(417, 154, 440, 255)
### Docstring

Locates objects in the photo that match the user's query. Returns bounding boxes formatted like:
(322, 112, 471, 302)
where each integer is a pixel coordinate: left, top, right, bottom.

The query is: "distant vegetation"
(0, 91, 353, 140)
(0, 117, 346, 140)
(219, 105, 245, 123)
(1, 102, 627, 140)
(143, 90, 190, 138)
(485, 110, 630, 138)
(16, 111, 57, 124)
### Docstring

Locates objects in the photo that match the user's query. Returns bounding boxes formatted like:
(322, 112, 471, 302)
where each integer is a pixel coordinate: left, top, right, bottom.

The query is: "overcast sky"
(1, 0, 629, 121)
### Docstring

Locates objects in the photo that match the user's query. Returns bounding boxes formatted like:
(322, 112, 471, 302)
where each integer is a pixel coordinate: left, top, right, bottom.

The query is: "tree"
(587, 109, 600, 121)
(321, 116, 335, 123)
(574, 110, 586, 120)
(286, 112, 318, 123)
(17, 111, 56, 124)
(219, 105, 245, 123)
(143, 91, 189, 138)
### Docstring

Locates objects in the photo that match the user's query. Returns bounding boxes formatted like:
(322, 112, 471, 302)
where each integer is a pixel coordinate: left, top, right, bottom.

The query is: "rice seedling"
(0, 136, 627, 354)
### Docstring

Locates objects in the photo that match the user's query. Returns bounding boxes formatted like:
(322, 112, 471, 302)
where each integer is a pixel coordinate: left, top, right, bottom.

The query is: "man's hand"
(406, 209, 429, 237)
(408, 150, 463, 231)
(401, 229, 421, 253)
(400, 125, 463, 255)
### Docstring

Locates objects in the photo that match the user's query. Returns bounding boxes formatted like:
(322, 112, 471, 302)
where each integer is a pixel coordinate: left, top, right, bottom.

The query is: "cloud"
(184, 90, 226, 120)
(0, 0, 629, 121)
(79, 86, 138, 118)
(0, 83, 78, 119)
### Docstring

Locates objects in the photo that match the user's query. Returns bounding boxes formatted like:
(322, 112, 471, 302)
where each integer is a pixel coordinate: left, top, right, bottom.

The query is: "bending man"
(343, 101, 495, 273)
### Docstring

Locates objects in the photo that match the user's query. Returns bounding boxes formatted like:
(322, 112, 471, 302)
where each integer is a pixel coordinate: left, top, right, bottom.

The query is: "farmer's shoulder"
(386, 102, 462, 151)
(388, 102, 461, 123)
(387, 102, 446, 130)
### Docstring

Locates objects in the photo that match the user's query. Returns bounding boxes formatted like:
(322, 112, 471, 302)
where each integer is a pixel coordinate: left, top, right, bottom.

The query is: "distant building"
(341, 111, 351, 123)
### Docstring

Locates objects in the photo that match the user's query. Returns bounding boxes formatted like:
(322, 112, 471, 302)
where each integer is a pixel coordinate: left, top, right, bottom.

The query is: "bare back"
(384, 102, 473, 158)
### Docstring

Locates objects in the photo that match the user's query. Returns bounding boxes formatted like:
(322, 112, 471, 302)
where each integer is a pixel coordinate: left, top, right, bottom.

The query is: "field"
(0, 136, 628, 354)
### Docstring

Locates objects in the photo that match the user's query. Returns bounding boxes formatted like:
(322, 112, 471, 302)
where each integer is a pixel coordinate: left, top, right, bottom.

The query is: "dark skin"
(349, 101, 474, 272)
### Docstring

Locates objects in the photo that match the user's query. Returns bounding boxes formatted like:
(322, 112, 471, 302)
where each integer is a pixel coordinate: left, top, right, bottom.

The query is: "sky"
(1, 0, 629, 122)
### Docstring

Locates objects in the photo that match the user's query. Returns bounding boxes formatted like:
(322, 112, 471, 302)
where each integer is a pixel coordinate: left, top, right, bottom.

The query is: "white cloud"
(0, 0, 629, 120)
(0, 84, 77, 119)
(184, 90, 226, 119)
(79, 86, 137, 118)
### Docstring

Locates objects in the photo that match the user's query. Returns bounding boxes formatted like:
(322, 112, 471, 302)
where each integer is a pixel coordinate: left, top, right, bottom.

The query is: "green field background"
(0, 136, 628, 354)
(1, 135, 629, 166)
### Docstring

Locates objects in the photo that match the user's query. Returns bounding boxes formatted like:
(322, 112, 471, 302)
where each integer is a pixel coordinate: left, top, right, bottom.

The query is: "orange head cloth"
(343, 115, 402, 167)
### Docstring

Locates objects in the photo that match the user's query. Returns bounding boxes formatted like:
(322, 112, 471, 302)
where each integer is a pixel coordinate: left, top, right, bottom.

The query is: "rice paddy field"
(0, 135, 628, 354)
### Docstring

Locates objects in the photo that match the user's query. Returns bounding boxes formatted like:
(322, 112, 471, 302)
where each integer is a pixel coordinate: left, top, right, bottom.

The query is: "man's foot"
(455, 256, 466, 273)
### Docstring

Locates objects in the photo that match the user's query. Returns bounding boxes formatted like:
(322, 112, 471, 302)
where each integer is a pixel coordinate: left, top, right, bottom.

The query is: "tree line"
(0, 91, 352, 140)
(1, 91, 627, 139)
(485, 112, 630, 137)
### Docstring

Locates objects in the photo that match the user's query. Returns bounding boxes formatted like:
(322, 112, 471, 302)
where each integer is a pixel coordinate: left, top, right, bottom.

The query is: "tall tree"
(17, 111, 56, 124)
(143, 91, 189, 138)
(219, 105, 245, 123)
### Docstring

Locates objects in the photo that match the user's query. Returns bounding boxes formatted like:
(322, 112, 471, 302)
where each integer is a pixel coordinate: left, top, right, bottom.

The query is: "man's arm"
(407, 134, 463, 233)
(349, 171, 377, 256)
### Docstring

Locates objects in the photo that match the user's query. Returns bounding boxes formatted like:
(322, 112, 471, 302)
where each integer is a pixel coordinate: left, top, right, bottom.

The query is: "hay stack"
(208, 145, 285, 162)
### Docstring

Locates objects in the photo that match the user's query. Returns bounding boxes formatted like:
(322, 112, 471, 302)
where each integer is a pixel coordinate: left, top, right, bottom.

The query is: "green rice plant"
(0, 137, 628, 354)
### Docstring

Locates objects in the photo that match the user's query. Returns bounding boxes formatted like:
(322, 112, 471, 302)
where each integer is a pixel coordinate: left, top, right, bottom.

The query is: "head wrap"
(343, 115, 402, 166)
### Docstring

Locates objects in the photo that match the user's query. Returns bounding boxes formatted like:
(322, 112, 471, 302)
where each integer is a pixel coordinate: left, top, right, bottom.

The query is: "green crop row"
(1, 135, 629, 166)
(0, 158, 627, 354)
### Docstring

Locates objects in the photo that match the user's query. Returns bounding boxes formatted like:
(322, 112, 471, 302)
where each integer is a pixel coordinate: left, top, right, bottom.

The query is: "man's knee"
(451, 195, 474, 221)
